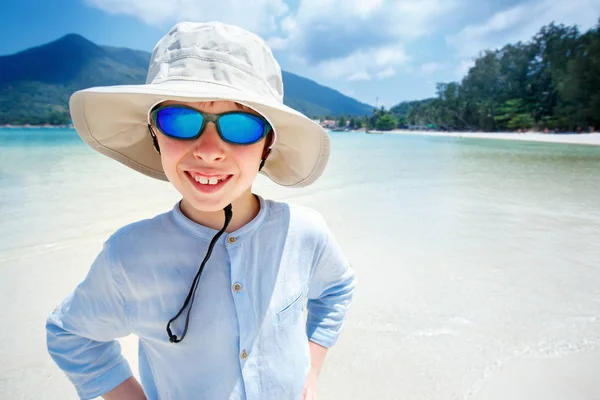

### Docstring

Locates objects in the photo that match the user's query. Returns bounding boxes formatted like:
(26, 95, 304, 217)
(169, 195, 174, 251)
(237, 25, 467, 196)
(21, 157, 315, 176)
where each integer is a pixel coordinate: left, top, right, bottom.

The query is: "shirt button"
(228, 237, 236, 244)
(232, 283, 242, 292)
(240, 350, 248, 360)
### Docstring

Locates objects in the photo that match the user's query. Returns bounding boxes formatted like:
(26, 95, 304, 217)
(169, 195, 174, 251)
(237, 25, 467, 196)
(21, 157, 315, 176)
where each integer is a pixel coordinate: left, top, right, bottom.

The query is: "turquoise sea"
(1, 127, 600, 399)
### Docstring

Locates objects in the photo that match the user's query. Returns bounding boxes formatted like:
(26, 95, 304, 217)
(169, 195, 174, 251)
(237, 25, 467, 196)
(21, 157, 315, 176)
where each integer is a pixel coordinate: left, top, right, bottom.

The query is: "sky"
(1, 0, 600, 107)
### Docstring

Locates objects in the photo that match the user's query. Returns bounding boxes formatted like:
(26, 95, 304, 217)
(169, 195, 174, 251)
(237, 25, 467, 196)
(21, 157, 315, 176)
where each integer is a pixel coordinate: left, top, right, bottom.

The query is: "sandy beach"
(381, 129, 600, 146)
(470, 348, 600, 400)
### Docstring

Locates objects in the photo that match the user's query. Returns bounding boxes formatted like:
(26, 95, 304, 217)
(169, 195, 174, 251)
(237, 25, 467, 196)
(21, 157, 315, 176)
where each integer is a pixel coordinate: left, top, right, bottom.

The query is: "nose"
(191, 122, 226, 163)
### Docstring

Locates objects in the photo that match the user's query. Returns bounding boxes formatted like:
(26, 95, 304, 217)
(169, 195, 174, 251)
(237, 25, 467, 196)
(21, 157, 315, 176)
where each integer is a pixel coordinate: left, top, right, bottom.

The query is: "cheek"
(157, 138, 190, 171)
(234, 144, 264, 172)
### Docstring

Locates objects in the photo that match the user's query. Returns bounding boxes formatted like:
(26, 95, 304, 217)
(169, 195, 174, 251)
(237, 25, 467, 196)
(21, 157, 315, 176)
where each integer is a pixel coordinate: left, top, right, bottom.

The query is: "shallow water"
(1, 128, 599, 399)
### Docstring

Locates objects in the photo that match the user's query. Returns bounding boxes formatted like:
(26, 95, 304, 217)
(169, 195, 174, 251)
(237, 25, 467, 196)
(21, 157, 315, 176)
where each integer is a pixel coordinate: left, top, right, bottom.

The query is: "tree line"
(326, 19, 600, 132)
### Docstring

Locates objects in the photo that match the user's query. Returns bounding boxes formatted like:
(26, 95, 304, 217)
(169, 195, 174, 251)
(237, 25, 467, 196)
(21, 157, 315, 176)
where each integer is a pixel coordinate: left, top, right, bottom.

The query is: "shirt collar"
(170, 194, 269, 243)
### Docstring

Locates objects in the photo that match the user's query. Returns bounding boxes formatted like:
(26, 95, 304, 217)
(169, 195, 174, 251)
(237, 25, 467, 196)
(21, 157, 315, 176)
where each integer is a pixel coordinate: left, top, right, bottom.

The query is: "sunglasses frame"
(149, 104, 272, 145)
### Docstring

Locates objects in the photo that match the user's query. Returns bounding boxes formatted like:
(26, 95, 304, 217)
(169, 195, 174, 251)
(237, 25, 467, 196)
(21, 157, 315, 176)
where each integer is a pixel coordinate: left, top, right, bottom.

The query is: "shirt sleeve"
(306, 222, 357, 348)
(46, 236, 133, 400)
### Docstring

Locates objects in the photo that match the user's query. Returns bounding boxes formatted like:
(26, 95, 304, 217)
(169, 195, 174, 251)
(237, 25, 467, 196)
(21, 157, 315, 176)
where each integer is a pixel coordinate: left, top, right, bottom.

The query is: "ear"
(259, 148, 271, 172)
(148, 124, 161, 154)
(259, 130, 274, 171)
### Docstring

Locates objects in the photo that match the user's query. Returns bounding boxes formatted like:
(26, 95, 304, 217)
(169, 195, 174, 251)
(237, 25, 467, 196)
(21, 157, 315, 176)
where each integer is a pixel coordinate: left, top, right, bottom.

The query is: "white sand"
(470, 349, 600, 400)
(3, 132, 600, 399)
(380, 130, 600, 146)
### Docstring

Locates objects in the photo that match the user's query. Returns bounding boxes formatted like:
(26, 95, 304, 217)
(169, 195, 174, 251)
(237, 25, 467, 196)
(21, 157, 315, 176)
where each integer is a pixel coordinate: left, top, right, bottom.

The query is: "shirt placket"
(226, 234, 260, 400)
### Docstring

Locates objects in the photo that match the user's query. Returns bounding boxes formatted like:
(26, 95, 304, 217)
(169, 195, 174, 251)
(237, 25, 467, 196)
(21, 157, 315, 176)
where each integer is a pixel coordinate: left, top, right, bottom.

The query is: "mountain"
(0, 34, 373, 125)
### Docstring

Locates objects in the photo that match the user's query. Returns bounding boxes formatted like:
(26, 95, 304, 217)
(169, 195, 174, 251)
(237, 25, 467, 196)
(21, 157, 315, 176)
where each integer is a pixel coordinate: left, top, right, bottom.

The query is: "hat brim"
(69, 80, 330, 187)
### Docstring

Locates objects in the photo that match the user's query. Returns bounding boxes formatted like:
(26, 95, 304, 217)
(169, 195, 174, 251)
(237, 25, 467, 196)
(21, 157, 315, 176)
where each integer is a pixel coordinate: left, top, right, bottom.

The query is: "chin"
(182, 190, 235, 213)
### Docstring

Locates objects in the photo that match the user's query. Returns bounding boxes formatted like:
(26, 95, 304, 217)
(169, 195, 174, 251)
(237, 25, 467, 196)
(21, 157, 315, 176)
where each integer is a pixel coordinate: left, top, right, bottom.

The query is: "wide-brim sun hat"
(69, 21, 330, 188)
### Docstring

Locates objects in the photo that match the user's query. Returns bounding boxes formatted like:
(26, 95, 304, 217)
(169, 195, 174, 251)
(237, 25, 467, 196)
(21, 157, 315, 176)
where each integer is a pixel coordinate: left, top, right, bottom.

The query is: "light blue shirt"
(46, 196, 356, 400)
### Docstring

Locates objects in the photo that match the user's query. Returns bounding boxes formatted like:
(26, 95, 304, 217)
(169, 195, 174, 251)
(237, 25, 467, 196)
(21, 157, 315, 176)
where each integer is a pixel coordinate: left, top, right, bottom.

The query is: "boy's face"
(153, 100, 268, 212)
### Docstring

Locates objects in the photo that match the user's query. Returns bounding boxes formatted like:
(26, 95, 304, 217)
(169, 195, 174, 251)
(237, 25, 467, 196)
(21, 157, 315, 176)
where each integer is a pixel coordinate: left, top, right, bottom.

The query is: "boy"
(46, 21, 356, 400)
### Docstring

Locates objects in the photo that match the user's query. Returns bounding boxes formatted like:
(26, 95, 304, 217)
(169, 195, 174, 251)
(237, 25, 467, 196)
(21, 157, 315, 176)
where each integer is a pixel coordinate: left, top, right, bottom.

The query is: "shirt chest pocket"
(275, 291, 305, 324)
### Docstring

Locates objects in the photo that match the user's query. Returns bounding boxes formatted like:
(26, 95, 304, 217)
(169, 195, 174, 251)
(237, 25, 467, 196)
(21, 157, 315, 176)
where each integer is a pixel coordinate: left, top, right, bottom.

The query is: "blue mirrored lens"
(219, 113, 266, 144)
(156, 107, 203, 139)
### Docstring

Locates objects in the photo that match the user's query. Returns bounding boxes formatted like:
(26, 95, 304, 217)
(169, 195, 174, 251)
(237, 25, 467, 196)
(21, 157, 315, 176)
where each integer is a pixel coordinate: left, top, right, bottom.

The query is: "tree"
(559, 21, 600, 129)
(347, 117, 362, 129)
(393, 19, 600, 132)
(375, 114, 397, 131)
(494, 99, 525, 130)
(397, 115, 408, 128)
(508, 113, 534, 130)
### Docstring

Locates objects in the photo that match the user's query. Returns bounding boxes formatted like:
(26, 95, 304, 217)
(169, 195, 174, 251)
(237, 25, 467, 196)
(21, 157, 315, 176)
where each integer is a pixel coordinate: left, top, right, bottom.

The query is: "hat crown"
(147, 21, 284, 102)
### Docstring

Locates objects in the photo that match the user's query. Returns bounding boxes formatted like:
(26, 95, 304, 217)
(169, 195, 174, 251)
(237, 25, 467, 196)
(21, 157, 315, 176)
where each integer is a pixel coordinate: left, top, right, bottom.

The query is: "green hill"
(0, 34, 372, 125)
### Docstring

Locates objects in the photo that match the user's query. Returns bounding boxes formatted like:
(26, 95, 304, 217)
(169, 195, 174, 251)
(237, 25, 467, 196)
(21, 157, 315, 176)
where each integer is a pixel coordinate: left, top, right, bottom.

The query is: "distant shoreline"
(369, 129, 600, 147)
(1, 125, 73, 129)
(4, 125, 600, 147)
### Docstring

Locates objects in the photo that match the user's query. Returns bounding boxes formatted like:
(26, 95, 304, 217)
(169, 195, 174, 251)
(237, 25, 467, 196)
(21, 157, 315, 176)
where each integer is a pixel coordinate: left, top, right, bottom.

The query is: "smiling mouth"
(185, 171, 233, 192)
(193, 175, 225, 185)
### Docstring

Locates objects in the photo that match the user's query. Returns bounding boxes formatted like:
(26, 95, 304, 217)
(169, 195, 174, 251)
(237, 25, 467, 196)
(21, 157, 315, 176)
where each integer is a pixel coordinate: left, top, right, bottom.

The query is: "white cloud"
(342, 64, 397, 82)
(84, 0, 288, 34)
(280, 16, 297, 33)
(347, 71, 372, 81)
(420, 62, 443, 74)
(447, 0, 600, 57)
(86, 0, 464, 93)
(353, 0, 386, 14)
(267, 36, 288, 50)
(269, 0, 459, 81)
(376, 67, 396, 79)
(316, 46, 408, 81)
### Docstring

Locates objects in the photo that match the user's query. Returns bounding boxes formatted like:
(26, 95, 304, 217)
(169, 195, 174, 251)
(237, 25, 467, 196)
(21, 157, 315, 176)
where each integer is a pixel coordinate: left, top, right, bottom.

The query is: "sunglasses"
(149, 104, 272, 145)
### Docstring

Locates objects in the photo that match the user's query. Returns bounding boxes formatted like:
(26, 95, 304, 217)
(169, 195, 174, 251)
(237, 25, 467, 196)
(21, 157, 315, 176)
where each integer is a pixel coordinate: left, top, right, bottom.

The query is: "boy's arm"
(102, 377, 146, 400)
(46, 238, 136, 400)
(308, 340, 328, 374)
(303, 220, 355, 399)
(305, 225, 356, 349)
(303, 341, 328, 399)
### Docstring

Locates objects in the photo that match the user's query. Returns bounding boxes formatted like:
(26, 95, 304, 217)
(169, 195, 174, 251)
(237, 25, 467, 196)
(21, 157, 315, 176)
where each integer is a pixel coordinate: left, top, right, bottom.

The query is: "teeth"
(193, 175, 223, 185)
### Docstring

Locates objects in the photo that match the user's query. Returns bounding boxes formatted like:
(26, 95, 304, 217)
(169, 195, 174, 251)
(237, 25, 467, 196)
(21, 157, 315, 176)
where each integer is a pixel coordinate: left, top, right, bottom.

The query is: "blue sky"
(2, 0, 599, 107)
